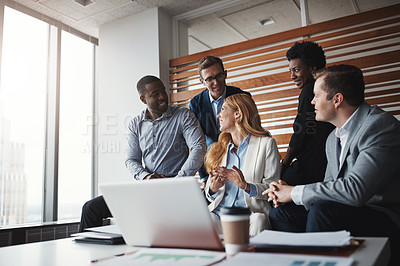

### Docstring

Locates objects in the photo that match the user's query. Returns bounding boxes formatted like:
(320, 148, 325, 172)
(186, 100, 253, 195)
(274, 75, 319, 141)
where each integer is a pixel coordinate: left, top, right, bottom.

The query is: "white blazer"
(205, 135, 281, 215)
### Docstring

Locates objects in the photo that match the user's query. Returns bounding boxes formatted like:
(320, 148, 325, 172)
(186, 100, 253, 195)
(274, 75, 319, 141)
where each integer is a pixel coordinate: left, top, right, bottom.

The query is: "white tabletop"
(0, 237, 390, 266)
(0, 238, 139, 266)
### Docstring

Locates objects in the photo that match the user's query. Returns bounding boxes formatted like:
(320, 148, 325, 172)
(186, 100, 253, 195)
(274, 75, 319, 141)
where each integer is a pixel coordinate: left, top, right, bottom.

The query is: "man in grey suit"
(264, 64, 400, 265)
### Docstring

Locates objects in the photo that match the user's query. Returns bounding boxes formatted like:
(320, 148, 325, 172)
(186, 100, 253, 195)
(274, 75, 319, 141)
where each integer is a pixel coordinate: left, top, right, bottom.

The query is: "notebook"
(72, 231, 125, 245)
(99, 176, 224, 250)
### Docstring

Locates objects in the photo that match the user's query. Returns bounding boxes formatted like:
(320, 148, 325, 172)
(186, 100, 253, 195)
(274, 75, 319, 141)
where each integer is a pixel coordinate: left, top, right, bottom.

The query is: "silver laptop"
(99, 176, 224, 250)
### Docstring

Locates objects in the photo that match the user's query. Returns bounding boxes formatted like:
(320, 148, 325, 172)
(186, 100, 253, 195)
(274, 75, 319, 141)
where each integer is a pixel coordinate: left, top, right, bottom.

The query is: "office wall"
(96, 8, 172, 188)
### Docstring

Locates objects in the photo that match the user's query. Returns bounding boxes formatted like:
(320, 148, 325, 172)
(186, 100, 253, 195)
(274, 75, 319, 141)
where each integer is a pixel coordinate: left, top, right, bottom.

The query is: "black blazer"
(286, 82, 335, 184)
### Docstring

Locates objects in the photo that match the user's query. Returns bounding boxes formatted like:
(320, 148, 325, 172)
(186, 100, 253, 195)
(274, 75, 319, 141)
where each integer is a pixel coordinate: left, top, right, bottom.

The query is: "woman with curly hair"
(281, 41, 335, 185)
(204, 93, 280, 236)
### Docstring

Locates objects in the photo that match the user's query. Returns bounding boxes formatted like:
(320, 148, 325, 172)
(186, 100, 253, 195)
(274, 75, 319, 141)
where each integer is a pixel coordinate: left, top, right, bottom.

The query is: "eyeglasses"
(202, 72, 226, 83)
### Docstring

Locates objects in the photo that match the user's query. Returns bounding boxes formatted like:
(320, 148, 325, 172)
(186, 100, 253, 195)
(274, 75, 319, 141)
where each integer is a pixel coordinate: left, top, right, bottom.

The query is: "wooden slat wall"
(169, 4, 400, 157)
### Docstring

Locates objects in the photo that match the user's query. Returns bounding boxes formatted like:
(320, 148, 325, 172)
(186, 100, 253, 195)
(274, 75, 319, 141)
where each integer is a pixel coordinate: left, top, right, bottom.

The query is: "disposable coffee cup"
(220, 207, 251, 257)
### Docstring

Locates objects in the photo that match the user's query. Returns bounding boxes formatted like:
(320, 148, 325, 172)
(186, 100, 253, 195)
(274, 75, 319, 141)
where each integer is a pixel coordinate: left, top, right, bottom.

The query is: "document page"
(217, 252, 354, 266)
(85, 224, 122, 234)
(93, 248, 225, 266)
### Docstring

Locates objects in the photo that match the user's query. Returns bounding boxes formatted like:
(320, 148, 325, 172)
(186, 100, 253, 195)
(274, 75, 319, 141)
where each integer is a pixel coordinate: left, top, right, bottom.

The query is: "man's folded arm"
(302, 138, 400, 209)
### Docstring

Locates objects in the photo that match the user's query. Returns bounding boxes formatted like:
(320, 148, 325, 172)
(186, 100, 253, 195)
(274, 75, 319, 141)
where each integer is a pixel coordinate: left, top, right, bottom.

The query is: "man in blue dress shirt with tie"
(189, 56, 250, 180)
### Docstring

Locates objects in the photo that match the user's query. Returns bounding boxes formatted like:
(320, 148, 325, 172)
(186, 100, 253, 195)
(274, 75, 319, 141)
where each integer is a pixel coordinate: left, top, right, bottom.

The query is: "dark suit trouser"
(79, 195, 112, 232)
(269, 201, 400, 265)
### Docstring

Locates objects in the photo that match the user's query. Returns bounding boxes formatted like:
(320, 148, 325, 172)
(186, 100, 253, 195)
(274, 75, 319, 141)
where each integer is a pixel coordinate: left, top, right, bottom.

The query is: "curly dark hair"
(136, 75, 161, 96)
(286, 41, 326, 70)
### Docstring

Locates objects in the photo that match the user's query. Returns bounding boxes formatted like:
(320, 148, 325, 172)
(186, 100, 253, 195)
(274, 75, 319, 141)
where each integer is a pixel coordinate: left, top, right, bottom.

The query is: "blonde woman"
(204, 93, 280, 236)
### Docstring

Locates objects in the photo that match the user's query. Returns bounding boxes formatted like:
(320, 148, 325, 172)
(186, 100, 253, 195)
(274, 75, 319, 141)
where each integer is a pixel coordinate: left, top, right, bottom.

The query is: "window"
(0, 7, 48, 225)
(58, 31, 94, 220)
(0, 6, 95, 226)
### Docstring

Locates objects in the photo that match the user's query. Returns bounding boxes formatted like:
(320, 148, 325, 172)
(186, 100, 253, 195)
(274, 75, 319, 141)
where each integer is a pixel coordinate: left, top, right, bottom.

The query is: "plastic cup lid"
(220, 207, 251, 215)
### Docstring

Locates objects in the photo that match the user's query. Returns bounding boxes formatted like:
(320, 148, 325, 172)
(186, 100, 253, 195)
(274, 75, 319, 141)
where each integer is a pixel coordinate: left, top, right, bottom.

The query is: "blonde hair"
(204, 94, 271, 174)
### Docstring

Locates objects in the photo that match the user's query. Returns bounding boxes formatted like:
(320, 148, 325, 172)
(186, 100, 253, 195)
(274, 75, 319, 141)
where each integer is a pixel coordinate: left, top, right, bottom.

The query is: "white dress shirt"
(291, 107, 360, 205)
(208, 88, 226, 124)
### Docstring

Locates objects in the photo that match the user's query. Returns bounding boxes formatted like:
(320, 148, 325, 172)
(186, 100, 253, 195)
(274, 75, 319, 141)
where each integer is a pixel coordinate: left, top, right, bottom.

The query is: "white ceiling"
(12, 0, 400, 54)
(14, 0, 220, 37)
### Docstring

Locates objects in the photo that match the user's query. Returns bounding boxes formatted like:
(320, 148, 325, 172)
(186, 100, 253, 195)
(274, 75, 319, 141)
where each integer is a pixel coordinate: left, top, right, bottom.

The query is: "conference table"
(0, 236, 390, 265)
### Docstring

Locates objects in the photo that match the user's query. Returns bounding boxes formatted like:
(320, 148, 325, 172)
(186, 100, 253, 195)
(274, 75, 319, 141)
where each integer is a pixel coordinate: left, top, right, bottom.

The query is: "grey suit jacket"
(302, 102, 400, 228)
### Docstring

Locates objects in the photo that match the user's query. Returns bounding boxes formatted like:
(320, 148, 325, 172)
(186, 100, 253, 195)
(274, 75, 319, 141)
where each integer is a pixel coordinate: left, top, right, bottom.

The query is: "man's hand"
(144, 173, 166, 180)
(262, 180, 294, 208)
(213, 165, 247, 191)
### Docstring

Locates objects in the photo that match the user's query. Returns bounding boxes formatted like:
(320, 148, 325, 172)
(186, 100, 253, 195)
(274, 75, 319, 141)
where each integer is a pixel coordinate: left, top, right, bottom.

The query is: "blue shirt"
(208, 88, 226, 129)
(125, 106, 206, 180)
(212, 135, 256, 217)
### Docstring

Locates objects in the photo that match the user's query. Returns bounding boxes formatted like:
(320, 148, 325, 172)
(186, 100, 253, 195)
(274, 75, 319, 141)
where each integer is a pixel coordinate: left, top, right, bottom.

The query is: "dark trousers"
(79, 195, 112, 232)
(269, 201, 400, 265)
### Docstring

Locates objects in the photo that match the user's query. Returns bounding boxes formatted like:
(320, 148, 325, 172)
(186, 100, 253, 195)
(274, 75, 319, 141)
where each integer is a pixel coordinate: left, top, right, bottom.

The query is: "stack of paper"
(250, 230, 351, 251)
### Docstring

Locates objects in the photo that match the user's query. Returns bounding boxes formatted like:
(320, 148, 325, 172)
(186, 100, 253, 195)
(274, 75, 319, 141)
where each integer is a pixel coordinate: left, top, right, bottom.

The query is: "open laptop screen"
(99, 177, 223, 250)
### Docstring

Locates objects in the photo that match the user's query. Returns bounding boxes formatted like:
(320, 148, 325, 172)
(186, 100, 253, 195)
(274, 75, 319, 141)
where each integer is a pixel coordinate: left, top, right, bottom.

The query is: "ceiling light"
(259, 17, 275, 26)
(74, 0, 96, 7)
